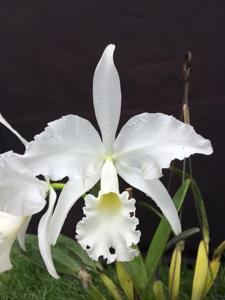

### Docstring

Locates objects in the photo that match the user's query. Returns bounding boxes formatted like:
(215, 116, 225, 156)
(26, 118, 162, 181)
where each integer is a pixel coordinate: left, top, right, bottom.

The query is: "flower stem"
(50, 183, 65, 190)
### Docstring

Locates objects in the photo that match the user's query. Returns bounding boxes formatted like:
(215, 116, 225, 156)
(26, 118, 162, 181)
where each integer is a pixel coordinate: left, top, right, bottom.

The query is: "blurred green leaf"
(153, 280, 167, 300)
(52, 247, 81, 272)
(203, 241, 225, 297)
(191, 182, 210, 243)
(99, 273, 123, 300)
(87, 285, 107, 300)
(144, 179, 191, 299)
(122, 246, 148, 297)
(191, 240, 209, 300)
(168, 243, 182, 300)
(22, 235, 78, 276)
(22, 234, 101, 277)
(56, 235, 102, 272)
(22, 234, 48, 270)
(171, 166, 210, 243)
(116, 261, 134, 300)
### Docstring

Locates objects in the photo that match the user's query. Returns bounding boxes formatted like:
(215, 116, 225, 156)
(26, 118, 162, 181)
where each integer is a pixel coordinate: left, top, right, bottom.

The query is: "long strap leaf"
(153, 280, 166, 300)
(144, 179, 191, 299)
(122, 248, 148, 297)
(168, 243, 183, 300)
(99, 273, 123, 300)
(191, 240, 209, 300)
(170, 166, 210, 243)
(116, 262, 134, 300)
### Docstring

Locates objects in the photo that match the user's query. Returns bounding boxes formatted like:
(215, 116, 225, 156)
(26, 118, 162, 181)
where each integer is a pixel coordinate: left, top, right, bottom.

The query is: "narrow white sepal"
(17, 216, 31, 250)
(0, 113, 28, 146)
(38, 187, 59, 279)
(116, 161, 182, 235)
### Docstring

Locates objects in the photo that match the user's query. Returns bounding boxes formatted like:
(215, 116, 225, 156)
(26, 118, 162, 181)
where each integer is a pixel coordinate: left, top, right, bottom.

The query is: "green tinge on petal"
(97, 192, 122, 214)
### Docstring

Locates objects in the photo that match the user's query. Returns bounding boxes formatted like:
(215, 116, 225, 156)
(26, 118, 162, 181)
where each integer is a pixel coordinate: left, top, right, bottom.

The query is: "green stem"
(51, 183, 65, 190)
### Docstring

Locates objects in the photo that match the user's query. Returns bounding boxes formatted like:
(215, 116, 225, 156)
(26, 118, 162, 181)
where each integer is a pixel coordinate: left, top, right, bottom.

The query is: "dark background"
(0, 0, 224, 254)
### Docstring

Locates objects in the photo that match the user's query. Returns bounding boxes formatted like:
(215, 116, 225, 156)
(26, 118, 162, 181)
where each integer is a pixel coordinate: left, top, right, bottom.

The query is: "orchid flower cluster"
(0, 45, 213, 279)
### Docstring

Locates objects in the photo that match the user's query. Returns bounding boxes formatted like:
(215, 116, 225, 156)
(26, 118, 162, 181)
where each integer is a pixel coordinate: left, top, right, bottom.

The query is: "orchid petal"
(0, 153, 47, 216)
(0, 113, 28, 146)
(17, 216, 31, 250)
(50, 175, 100, 246)
(76, 191, 140, 263)
(116, 162, 181, 235)
(114, 113, 213, 180)
(93, 44, 121, 153)
(0, 212, 26, 272)
(38, 187, 59, 279)
(23, 115, 104, 181)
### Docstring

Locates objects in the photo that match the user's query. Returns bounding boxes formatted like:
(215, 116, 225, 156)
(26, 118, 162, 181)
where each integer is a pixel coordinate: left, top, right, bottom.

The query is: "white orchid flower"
(76, 158, 141, 262)
(0, 115, 59, 278)
(17, 44, 213, 264)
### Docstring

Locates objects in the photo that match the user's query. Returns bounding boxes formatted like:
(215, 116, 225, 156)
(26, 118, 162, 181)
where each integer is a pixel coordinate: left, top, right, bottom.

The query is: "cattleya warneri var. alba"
(0, 44, 213, 278)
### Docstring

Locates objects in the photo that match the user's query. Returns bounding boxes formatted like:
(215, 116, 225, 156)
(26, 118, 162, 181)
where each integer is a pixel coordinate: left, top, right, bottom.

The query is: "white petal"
(116, 162, 181, 235)
(76, 191, 141, 263)
(23, 115, 104, 181)
(17, 216, 31, 250)
(0, 113, 28, 146)
(0, 212, 26, 272)
(0, 154, 48, 216)
(114, 113, 213, 179)
(50, 175, 100, 246)
(93, 44, 121, 153)
(38, 187, 59, 279)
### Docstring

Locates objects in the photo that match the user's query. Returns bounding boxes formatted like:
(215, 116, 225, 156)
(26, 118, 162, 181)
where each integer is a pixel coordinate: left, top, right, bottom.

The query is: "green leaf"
(116, 261, 134, 300)
(99, 273, 123, 300)
(22, 235, 80, 276)
(191, 182, 210, 243)
(165, 227, 200, 251)
(153, 280, 167, 300)
(57, 234, 102, 272)
(122, 246, 148, 297)
(51, 247, 81, 272)
(171, 166, 210, 243)
(22, 234, 48, 270)
(144, 179, 191, 299)
(87, 285, 107, 300)
(23, 234, 101, 277)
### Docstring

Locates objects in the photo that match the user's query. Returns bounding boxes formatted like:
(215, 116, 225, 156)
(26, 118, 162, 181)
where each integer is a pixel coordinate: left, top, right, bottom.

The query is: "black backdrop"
(0, 0, 224, 253)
